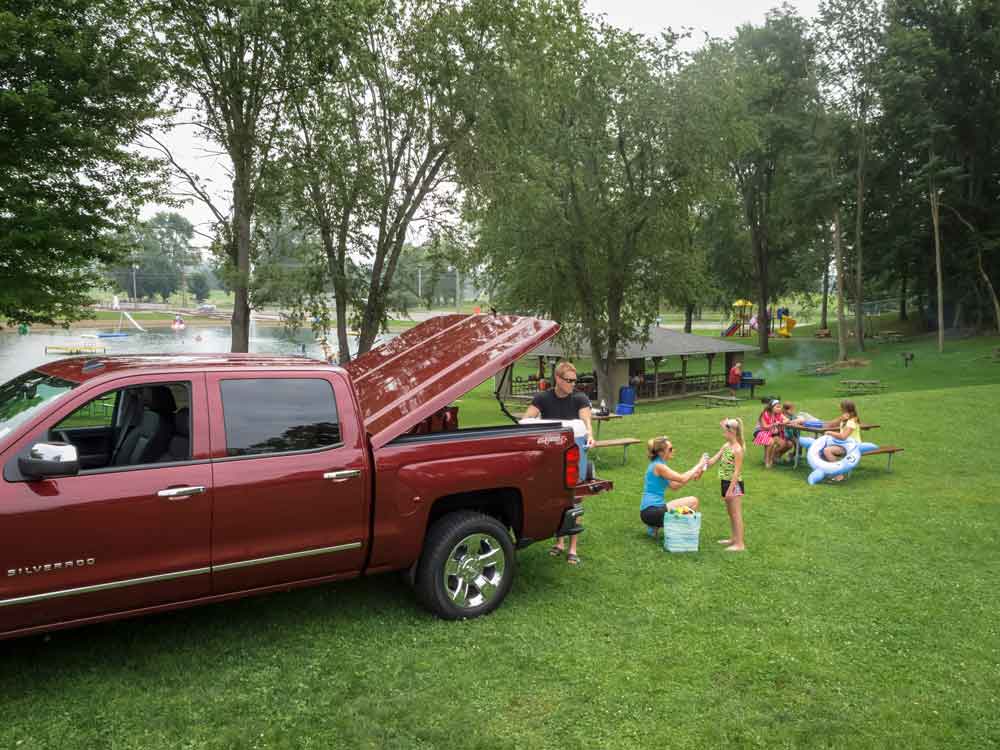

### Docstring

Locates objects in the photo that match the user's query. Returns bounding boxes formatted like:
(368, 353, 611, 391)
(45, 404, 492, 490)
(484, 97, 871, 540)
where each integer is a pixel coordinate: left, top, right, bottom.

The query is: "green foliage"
(186, 272, 211, 302)
(275, 0, 513, 357)
(0, 0, 165, 326)
(107, 212, 194, 302)
(464, 11, 738, 400)
(728, 8, 823, 353)
(149, 0, 307, 351)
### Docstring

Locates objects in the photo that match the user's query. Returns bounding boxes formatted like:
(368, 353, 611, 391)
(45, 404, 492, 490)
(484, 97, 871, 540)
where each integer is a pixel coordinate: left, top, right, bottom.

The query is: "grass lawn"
(2, 334, 998, 749)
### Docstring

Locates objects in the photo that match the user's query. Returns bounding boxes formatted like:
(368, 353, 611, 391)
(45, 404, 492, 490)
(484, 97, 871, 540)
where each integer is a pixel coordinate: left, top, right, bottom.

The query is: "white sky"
(142, 0, 821, 244)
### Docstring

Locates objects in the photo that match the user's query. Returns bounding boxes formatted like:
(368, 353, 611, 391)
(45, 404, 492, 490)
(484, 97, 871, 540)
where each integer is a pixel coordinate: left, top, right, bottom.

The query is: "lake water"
(0, 324, 373, 383)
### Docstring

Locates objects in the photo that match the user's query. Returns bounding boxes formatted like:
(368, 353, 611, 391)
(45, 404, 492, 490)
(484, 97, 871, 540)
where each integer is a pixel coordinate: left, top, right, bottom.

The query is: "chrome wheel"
(442, 532, 507, 609)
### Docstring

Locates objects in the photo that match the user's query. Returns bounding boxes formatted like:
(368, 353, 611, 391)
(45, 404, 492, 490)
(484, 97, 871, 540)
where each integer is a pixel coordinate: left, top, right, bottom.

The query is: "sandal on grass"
(566, 553, 581, 566)
(548, 546, 564, 557)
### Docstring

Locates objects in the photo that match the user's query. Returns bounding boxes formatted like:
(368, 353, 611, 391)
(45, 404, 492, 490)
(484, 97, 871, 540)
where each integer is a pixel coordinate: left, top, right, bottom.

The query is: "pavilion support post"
(537, 356, 545, 379)
(706, 353, 715, 393)
(681, 356, 688, 395)
(652, 356, 662, 399)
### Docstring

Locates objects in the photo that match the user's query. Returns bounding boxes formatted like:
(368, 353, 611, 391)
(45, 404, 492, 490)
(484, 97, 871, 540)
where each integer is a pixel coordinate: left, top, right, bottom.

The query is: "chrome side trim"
(0, 567, 211, 608)
(212, 542, 363, 572)
(0, 543, 363, 608)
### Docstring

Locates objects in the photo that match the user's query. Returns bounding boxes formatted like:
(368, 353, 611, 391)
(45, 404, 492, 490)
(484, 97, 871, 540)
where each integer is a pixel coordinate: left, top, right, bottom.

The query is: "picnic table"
(591, 437, 642, 465)
(591, 412, 622, 439)
(837, 379, 888, 395)
(878, 330, 905, 343)
(790, 423, 880, 468)
(698, 394, 738, 408)
(798, 361, 837, 376)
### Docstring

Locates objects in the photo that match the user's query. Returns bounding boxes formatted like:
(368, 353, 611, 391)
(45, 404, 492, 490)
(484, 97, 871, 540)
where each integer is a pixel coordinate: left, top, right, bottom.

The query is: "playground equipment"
(799, 433, 879, 485)
(776, 317, 797, 337)
(724, 299, 754, 337)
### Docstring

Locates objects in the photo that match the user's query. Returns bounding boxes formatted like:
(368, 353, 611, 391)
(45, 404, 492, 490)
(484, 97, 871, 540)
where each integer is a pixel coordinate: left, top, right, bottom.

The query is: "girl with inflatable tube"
(797, 400, 879, 485)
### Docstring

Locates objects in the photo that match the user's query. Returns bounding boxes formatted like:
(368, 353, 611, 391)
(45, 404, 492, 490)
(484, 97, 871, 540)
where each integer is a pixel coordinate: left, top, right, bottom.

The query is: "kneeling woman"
(640, 436, 704, 536)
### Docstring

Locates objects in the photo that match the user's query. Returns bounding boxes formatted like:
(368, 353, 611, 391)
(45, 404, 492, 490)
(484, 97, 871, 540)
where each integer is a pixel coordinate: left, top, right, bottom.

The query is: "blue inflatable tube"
(798, 435, 879, 485)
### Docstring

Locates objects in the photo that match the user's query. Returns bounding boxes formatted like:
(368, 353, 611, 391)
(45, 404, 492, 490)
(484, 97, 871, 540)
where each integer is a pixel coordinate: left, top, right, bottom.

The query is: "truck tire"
(415, 511, 516, 620)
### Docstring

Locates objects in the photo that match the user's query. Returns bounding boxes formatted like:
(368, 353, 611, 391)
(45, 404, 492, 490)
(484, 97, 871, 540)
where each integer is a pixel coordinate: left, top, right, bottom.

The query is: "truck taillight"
(565, 444, 580, 487)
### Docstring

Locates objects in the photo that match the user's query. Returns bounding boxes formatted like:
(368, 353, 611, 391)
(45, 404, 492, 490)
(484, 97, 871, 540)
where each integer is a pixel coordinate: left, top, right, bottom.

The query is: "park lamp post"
(132, 263, 139, 308)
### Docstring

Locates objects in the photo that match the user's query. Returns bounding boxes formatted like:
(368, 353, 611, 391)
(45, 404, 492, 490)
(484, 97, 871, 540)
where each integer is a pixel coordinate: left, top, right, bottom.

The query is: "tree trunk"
(748, 219, 769, 355)
(820, 244, 830, 330)
(854, 128, 867, 352)
(684, 303, 694, 333)
(929, 176, 944, 353)
(318, 213, 352, 365)
(977, 248, 1000, 334)
(230, 183, 252, 354)
(899, 268, 908, 321)
(939, 201, 1000, 336)
(590, 343, 614, 406)
(833, 209, 848, 361)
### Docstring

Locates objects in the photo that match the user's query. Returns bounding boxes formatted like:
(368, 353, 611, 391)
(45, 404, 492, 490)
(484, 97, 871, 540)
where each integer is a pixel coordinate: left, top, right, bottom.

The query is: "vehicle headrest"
(142, 386, 176, 414)
(173, 407, 190, 438)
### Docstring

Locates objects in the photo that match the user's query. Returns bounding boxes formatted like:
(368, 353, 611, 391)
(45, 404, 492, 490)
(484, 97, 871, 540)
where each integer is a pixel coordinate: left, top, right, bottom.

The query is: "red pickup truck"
(0, 315, 610, 640)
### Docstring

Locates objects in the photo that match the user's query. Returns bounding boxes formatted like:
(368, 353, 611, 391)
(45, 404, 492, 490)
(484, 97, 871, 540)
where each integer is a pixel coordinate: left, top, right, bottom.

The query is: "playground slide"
(776, 317, 797, 337)
(722, 322, 739, 337)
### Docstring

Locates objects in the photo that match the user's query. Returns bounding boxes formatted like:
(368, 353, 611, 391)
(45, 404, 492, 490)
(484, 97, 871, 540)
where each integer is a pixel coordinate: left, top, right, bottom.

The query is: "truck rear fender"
(401, 488, 522, 586)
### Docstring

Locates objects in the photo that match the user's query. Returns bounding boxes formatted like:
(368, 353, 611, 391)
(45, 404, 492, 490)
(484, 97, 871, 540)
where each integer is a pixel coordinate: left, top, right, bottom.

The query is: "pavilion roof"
(529, 325, 758, 359)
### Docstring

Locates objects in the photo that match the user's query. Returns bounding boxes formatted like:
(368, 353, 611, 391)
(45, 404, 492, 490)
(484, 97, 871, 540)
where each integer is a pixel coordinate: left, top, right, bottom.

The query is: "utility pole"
(132, 263, 139, 308)
(417, 266, 422, 299)
(455, 267, 461, 312)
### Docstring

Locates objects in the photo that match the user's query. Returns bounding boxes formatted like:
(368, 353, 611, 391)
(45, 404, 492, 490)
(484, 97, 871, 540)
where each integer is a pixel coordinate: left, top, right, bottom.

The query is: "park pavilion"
(498, 325, 758, 403)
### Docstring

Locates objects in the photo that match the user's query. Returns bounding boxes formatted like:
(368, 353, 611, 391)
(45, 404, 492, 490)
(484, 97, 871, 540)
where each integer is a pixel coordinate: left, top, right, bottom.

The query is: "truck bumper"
(555, 503, 585, 537)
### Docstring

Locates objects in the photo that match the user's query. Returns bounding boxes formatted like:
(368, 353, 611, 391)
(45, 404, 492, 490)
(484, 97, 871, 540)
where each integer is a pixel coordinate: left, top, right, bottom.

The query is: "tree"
(816, 0, 884, 351)
(0, 0, 164, 326)
(464, 12, 736, 402)
(109, 220, 184, 302)
(279, 0, 505, 359)
(729, 9, 818, 354)
(149, 0, 302, 352)
(187, 272, 211, 302)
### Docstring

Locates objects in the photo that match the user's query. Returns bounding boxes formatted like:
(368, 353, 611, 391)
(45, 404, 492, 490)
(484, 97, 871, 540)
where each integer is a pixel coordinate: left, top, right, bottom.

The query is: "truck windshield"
(0, 370, 77, 445)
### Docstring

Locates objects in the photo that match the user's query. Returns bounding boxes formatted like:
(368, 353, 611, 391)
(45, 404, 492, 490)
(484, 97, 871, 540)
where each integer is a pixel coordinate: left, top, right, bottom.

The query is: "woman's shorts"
(640, 505, 667, 527)
(721, 480, 745, 498)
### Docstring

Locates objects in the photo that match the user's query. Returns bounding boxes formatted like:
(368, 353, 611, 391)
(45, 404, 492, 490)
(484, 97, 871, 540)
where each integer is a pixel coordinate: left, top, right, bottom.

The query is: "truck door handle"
(157, 485, 206, 499)
(323, 470, 361, 482)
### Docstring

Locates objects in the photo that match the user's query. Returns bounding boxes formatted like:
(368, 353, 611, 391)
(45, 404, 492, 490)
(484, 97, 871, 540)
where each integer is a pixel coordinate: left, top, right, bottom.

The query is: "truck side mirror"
(19, 442, 80, 480)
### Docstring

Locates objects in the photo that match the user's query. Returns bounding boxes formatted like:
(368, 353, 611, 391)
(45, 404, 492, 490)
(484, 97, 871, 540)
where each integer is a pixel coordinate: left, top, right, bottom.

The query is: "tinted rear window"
(220, 379, 340, 457)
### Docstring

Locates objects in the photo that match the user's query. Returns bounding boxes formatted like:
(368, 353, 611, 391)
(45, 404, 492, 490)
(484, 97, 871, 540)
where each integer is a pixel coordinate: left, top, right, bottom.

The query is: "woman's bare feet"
(717, 538, 733, 545)
(724, 544, 746, 552)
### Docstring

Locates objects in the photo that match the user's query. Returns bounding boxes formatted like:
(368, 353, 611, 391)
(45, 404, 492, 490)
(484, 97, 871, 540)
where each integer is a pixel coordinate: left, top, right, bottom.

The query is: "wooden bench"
(861, 445, 904, 471)
(698, 394, 738, 408)
(592, 438, 642, 465)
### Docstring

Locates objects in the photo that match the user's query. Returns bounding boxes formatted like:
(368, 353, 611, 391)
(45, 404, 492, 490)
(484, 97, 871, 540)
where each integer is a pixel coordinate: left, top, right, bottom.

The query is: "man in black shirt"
(523, 361, 594, 565)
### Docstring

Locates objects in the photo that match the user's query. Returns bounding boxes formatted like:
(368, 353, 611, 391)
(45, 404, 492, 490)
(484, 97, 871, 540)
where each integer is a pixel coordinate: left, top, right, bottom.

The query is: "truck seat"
(160, 408, 191, 462)
(112, 386, 176, 466)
